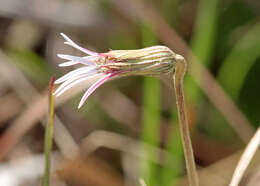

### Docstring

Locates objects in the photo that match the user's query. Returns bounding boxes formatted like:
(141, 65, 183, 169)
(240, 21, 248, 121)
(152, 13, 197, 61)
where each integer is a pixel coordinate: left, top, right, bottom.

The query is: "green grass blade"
(141, 23, 160, 186)
(43, 77, 55, 186)
(141, 76, 160, 186)
(8, 49, 52, 86)
(217, 23, 260, 100)
(191, 0, 219, 65)
(185, 0, 219, 101)
(161, 121, 183, 186)
(161, 111, 184, 185)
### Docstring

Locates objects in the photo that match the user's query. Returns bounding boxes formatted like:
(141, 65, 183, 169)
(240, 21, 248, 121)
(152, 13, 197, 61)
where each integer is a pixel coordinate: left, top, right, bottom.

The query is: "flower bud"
(101, 45, 176, 76)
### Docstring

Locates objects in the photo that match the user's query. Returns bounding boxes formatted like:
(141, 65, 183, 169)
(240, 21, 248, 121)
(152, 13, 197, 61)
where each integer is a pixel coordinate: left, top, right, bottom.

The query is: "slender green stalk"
(141, 23, 160, 186)
(141, 77, 160, 186)
(217, 23, 260, 100)
(186, 0, 219, 101)
(161, 123, 183, 186)
(174, 56, 199, 186)
(43, 77, 55, 186)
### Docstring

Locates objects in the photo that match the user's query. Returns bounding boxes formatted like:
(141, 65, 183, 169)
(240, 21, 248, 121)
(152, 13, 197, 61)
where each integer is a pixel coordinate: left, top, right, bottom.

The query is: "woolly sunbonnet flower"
(55, 33, 176, 109)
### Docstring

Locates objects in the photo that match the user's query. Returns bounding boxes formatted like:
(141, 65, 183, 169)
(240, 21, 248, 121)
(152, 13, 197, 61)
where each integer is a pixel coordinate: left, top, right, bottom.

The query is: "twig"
(174, 55, 199, 186)
(229, 127, 260, 186)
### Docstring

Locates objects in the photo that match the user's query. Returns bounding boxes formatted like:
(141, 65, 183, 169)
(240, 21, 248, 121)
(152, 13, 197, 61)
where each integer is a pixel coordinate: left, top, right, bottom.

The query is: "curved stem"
(173, 55, 199, 186)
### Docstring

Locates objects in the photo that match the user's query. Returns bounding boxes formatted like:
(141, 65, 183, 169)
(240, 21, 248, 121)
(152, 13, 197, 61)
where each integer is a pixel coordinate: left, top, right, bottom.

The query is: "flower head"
(55, 33, 176, 108)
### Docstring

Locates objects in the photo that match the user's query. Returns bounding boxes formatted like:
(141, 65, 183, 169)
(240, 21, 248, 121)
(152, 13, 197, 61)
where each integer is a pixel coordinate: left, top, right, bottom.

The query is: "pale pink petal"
(59, 61, 78, 67)
(58, 56, 97, 67)
(55, 66, 97, 84)
(55, 74, 88, 96)
(57, 54, 97, 66)
(55, 73, 100, 97)
(60, 33, 98, 56)
(78, 72, 121, 109)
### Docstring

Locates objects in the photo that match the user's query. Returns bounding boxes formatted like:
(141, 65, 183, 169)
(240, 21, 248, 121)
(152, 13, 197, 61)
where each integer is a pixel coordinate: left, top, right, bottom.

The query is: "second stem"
(173, 55, 199, 186)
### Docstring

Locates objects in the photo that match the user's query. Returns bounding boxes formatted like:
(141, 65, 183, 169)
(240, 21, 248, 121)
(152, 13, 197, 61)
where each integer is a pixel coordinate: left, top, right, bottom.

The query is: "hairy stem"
(173, 55, 199, 186)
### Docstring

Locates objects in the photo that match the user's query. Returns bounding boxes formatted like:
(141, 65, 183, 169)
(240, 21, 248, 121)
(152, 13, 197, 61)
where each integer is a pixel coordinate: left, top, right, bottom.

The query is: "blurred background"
(0, 0, 260, 185)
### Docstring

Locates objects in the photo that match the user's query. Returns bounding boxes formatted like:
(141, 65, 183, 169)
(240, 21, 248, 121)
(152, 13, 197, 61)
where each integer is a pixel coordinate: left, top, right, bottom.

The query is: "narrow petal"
(55, 73, 100, 97)
(58, 56, 97, 67)
(78, 72, 121, 109)
(55, 66, 97, 84)
(60, 33, 98, 56)
(57, 54, 96, 66)
(54, 74, 87, 95)
(59, 61, 78, 67)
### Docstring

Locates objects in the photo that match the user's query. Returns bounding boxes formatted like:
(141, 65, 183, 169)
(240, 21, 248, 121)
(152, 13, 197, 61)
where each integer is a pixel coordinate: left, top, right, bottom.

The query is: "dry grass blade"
(0, 93, 23, 124)
(178, 148, 260, 186)
(59, 156, 124, 186)
(0, 89, 48, 160)
(229, 127, 260, 186)
(0, 50, 79, 160)
(81, 130, 173, 166)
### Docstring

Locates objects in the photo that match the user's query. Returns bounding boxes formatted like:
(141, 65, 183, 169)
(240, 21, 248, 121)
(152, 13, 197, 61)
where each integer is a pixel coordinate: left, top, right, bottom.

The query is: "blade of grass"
(191, 0, 219, 65)
(141, 23, 160, 186)
(217, 23, 260, 100)
(43, 77, 55, 186)
(229, 127, 260, 186)
(161, 122, 183, 186)
(162, 0, 180, 26)
(185, 0, 219, 101)
(8, 49, 52, 86)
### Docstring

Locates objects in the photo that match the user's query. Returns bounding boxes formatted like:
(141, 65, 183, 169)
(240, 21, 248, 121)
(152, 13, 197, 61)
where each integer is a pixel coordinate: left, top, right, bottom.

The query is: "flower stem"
(173, 55, 199, 186)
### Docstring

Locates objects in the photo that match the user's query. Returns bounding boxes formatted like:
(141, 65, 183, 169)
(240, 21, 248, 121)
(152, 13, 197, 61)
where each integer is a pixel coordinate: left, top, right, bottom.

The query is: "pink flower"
(55, 33, 175, 109)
